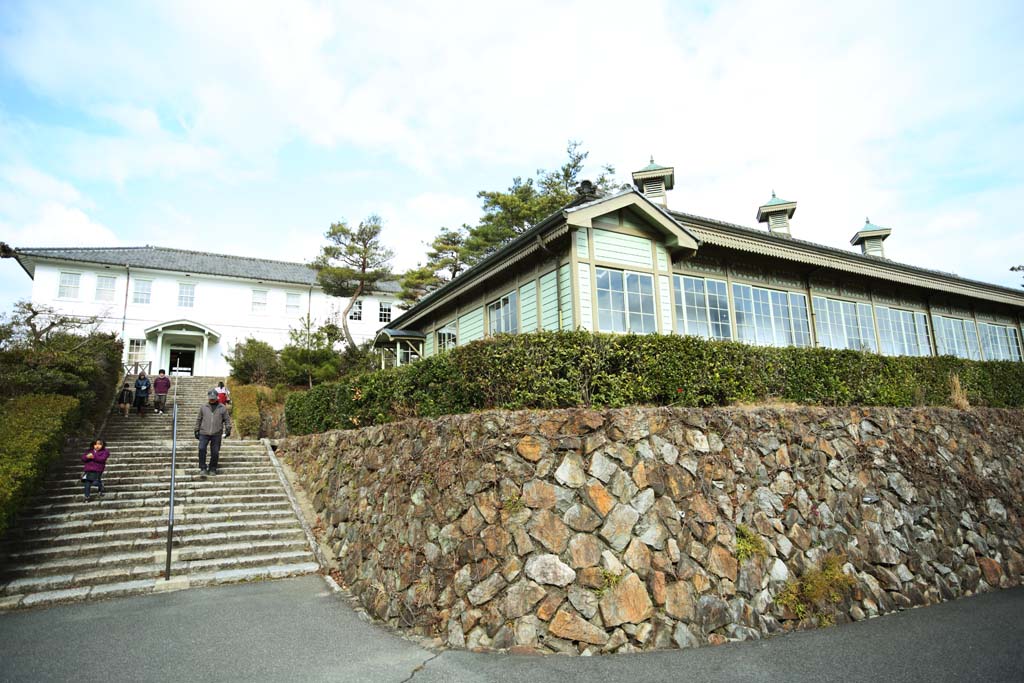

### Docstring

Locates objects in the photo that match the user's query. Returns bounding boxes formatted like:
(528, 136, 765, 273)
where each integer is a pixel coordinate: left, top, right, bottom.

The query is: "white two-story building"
(4, 245, 402, 376)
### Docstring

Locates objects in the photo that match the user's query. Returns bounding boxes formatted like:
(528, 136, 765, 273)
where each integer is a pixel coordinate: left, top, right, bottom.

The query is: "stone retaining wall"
(279, 407, 1024, 654)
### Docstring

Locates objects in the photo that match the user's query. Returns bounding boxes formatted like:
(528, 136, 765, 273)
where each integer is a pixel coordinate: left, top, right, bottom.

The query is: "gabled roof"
(565, 190, 699, 251)
(7, 245, 402, 293)
(386, 189, 700, 330)
(756, 192, 797, 222)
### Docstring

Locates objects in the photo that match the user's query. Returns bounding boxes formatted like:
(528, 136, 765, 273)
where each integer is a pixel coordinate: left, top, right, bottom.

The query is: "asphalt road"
(1, 576, 1022, 683)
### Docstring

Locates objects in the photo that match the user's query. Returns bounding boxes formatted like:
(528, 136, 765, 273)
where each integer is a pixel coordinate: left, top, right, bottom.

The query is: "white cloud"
(0, 0, 1021, 288)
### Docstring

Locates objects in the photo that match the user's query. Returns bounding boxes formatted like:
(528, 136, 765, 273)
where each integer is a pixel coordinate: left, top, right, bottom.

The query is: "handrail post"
(164, 360, 181, 580)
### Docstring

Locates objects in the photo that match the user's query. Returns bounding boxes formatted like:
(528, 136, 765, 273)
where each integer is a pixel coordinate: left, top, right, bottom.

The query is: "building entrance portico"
(144, 319, 221, 376)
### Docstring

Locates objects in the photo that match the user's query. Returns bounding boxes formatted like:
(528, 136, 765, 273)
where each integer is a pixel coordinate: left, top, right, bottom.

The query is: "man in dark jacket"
(195, 389, 232, 476)
(153, 370, 172, 414)
(134, 371, 151, 417)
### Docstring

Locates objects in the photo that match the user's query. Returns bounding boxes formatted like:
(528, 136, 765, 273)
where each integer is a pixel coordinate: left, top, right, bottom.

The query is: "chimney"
(756, 191, 797, 237)
(850, 218, 891, 257)
(631, 157, 675, 207)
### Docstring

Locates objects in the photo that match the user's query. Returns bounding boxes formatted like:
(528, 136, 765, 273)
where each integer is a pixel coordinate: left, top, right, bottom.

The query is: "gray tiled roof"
(13, 245, 401, 293)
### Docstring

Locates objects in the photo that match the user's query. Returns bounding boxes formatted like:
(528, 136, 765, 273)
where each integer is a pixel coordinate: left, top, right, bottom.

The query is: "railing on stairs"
(164, 362, 181, 580)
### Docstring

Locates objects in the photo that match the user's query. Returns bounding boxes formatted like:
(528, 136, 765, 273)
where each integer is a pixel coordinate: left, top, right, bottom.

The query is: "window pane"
(596, 267, 627, 333)
(379, 302, 392, 323)
(790, 294, 811, 347)
(683, 277, 709, 338)
(857, 303, 877, 352)
(178, 283, 195, 308)
(94, 275, 116, 302)
(734, 285, 755, 344)
(771, 291, 793, 346)
(349, 300, 362, 320)
(58, 272, 81, 298)
(132, 280, 152, 304)
(707, 279, 731, 340)
(251, 289, 267, 313)
(753, 288, 773, 345)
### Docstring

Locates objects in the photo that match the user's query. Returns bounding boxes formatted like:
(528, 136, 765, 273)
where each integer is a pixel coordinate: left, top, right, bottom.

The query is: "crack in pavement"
(399, 651, 442, 683)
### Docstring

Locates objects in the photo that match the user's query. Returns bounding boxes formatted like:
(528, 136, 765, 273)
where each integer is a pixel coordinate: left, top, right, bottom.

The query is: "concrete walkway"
(1, 576, 1022, 683)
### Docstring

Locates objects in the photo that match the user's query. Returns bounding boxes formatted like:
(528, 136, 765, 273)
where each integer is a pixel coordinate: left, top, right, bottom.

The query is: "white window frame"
(436, 322, 457, 351)
(251, 289, 268, 314)
(812, 295, 877, 352)
(94, 275, 116, 302)
(875, 305, 931, 357)
(127, 338, 146, 364)
(978, 321, 1023, 361)
(58, 271, 81, 299)
(178, 282, 195, 308)
(349, 300, 362, 321)
(132, 279, 152, 305)
(596, 267, 657, 334)
(379, 301, 392, 323)
(734, 283, 811, 348)
(674, 275, 731, 341)
(286, 292, 302, 316)
(487, 291, 518, 335)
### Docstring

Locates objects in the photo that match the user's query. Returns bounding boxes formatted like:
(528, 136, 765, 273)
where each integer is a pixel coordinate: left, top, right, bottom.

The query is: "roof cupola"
(850, 218, 892, 257)
(631, 157, 675, 207)
(756, 191, 797, 237)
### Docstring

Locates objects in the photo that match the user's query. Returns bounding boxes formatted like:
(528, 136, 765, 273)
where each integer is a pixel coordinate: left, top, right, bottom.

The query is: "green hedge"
(231, 384, 272, 438)
(285, 331, 1024, 435)
(0, 394, 81, 537)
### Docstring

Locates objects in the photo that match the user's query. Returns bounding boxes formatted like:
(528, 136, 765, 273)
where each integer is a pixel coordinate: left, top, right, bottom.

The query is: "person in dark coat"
(134, 371, 151, 417)
(82, 439, 110, 501)
(117, 383, 133, 417)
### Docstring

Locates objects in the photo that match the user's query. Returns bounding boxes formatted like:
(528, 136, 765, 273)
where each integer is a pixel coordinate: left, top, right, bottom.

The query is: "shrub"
(284, 331, 1024, 435)
(231, 385, 272, 438)
(225, 338, 283, 386)
(0, 394, 80, 537)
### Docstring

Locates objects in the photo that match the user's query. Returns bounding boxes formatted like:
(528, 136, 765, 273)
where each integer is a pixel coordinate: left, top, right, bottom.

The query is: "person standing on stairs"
(215, 380, 231, 406)
(82, 438, 109, 501)
(195, 389, 232, 476)
(117, 382, 133, 417)
(153, 369, 171, 414)
(134, 371, 151, 417)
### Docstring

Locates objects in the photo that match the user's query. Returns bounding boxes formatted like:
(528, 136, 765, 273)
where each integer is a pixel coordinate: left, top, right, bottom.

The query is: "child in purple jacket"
(82, 439, 110, 501)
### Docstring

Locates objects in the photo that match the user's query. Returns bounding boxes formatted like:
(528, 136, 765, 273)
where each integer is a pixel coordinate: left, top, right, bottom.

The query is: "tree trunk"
(338, 282, 363, 351)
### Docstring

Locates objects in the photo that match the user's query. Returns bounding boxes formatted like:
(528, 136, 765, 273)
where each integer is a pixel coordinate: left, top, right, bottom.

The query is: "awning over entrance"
(144, 319, 222, 341)
(144, 319, 222, 376)
(373, 328, 425, 368)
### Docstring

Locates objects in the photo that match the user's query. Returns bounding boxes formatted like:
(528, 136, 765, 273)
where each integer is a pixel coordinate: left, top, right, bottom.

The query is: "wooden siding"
(520, 282, 538, 333)
(659, 275, 672, 333)
(576, 263, 592, 330)
(559, 263, 574, 330)
(576, 229, 589, 260)
(423, 331, 435, 357)
(540, 270, 559, 331)
(656, 245, 669, 272)
(593, 228, 652, 268)
(458, 307, 484, 343)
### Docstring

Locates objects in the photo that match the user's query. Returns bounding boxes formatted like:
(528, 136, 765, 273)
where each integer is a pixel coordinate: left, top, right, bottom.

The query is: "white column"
(202, 335, 209, 376)
(155, 331, 164, 372)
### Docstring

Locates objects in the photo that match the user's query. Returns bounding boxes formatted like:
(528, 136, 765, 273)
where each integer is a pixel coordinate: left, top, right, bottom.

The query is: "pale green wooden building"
(375, 161, 1024, 365)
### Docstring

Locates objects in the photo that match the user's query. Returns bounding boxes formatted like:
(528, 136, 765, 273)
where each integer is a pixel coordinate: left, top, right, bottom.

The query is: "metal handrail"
(164, 362, 181, 580)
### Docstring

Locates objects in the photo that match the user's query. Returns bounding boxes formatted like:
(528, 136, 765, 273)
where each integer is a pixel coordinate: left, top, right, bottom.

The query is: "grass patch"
(735, 524, 768, 563)
(775, 553, 856, 625)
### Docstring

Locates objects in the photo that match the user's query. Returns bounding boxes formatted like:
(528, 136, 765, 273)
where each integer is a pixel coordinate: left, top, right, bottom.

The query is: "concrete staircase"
(0, 376, 319, 610)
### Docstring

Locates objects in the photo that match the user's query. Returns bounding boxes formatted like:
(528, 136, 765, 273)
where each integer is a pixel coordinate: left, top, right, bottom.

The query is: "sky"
(1, 0, 1023, 313)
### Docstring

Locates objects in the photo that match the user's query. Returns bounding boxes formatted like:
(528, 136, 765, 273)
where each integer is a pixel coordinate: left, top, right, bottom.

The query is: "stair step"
(0, 561, 319, 610)
(1, 527, 307, 561)
(2, 554, 318, 597)
(2, 541, 312, 582)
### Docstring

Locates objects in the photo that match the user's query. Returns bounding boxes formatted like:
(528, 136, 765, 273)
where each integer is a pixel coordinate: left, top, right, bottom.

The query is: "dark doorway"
(169, 349, 196, 376)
